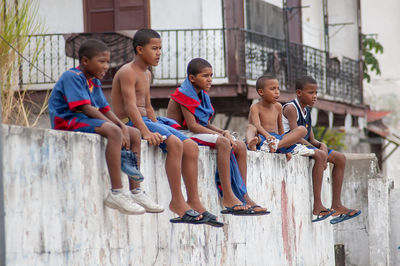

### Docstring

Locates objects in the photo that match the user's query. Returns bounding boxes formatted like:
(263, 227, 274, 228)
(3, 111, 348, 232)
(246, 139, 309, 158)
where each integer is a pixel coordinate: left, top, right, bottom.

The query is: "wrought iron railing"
(240, 29, 362, 104)
(20, 28, 361, 104)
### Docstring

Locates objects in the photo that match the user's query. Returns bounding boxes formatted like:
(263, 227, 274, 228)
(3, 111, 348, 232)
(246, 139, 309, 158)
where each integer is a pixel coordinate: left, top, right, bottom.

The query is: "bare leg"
(234, 140, 268, 212)
(328, 151, 359, 216)
(181, 139, 207, 214)
(278, 126, 307, 149)
(311, 149, 329, 215)
(164, 135, 195, 217)
(95, 122, 123, 189)
(216, 136, 247, 210)
(245, 124, 259, 151)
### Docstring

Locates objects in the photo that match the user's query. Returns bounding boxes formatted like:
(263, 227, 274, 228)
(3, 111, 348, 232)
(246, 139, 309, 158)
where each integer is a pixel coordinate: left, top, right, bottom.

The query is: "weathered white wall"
(302, 0, 325, 50)
(150, 0, 223, 29)
(333, 153, 394, 266)
(3, 124, 336, 265)
(328, 0, 359, 59)
(36, 0, 84, 33)
(362, 0, 400, 189)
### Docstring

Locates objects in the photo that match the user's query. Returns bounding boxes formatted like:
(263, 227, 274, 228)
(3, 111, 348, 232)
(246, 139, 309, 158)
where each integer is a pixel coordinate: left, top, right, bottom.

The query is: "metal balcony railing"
(19, 28, 361, 104)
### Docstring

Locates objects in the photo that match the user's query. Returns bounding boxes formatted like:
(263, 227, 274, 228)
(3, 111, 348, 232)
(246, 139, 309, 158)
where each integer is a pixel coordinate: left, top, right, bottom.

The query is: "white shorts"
(180, 130, 219, 148)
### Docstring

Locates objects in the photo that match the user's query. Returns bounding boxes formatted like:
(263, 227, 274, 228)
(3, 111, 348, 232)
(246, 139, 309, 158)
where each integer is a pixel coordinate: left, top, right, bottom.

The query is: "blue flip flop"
(312, 209, 336, 222)
(330, 209, 361, 224)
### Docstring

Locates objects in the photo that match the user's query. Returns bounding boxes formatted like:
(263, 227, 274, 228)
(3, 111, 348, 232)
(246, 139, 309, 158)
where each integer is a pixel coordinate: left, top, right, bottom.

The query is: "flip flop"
(169, 209, 205, 224)
(330, 209, 361, 225)
(221, 204, 256, 216)
(312, 209, 336, 222)
(202, 211, 224, 227)
(250, 205, 271, 216)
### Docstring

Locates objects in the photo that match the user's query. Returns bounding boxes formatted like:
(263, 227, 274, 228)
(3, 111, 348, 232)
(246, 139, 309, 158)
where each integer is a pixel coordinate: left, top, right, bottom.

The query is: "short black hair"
(187, 58, 212, 76)
(78, 39, 109, 61)
(132, 29, 161, 55)
(256, 74, 277, 91)
(295, 76, 317, 90)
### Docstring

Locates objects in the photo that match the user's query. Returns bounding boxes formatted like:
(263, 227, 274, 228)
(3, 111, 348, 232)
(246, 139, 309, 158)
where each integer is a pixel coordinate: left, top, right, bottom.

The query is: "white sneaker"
(130, 189, 164, 213)
(292, 144, 315, 156)
(104, 191, 146, 215)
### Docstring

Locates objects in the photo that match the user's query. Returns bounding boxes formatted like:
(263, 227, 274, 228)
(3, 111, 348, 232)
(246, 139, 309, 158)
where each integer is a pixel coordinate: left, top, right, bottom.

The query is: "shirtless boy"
(111, 29, 223, 227)
(246, 75, 308, 161)
(167, 58, 268, 215)
(282, 76, 361, 224)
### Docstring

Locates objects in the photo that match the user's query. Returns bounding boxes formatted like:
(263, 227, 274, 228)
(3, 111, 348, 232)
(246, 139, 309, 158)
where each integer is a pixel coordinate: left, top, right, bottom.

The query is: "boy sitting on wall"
(111, 30, 223, 227)
(167, 58, 268, 216)
(245, 74, 310, 161)
(48, 39, 155, 215)
(282, 75, 361, 224)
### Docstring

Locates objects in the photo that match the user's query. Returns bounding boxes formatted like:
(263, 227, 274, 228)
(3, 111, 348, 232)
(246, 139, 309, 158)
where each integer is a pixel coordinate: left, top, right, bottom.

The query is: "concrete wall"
(362, 0, 400, 189)
(150, 0, 223, 29)
(2, 124, 336, 265)
(333, 153, 394, 266)
(36, 0, 84, 33)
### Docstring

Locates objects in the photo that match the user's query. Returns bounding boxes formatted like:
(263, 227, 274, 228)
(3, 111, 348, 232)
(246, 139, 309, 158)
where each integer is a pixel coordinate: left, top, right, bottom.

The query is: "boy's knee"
(297, 126, 307, 137)
(166, 135, 183, 151)
(332, 152, 346, 167)
(216, 136, 231, 149)
(313, 149, 327, 161)
(104, 123, 122, 139)
(235, 141, 247, 152)
(183, 139, 199, 152)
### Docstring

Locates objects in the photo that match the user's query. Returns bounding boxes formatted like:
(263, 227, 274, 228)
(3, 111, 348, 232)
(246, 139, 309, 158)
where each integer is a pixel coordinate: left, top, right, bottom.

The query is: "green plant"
(312, 126, 346, 151)
(362, 34, 383, 83)
(0, 0, 46, 127)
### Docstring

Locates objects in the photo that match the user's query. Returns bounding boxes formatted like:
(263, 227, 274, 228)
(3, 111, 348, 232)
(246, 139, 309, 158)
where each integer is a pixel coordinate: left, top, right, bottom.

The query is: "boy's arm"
(80, 104, 112, 122)
(145, 71, 158, 122)
(103, 110, 131, 149)
(249, 104, 274, 140)
(181, 105, 220, 134)
(181, 106, 236, 146)
(119, 69, 163, 145)
(283, 105, 311, 146)
(277, 104, 284, 135)
(308, 130, 328, 153)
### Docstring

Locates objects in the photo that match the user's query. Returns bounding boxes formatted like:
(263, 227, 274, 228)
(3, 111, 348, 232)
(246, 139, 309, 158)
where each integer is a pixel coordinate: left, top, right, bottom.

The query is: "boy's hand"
(223, 131, 237, 148)
(320, 142, 328, 155)
(121, 125, 131, 150)
(143, 131, 164, 146)
(264, 134, 277, 153)
(285, 153, 292, 161)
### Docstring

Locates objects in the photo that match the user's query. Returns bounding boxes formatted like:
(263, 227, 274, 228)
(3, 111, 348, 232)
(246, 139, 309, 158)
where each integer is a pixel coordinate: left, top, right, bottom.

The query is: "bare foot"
(243, 194, 268, 212)
(169, 200, 202, 220)
(331, 205, 359, 217)
(222, 197, 248, 210)
(248, 136, 259, 151)
(187, 200, 207, 214)
(312, 206, 331, 216)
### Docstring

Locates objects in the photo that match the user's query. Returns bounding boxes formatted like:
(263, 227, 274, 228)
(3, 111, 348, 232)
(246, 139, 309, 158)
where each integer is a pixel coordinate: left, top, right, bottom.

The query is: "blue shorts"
(54, 116, 106, 133)
(126, 116, 188, 152)
(256, 132, 296, 154)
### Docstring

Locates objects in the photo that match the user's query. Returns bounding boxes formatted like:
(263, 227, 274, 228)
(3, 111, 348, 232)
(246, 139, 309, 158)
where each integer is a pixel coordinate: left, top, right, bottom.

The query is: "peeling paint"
(2, 125, 336, 265)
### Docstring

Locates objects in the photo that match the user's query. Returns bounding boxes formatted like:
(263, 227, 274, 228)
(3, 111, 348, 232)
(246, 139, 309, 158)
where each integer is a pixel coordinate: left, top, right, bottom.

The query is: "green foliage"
(362, 34, 384, 83)
(312, 126, 346, 151)
(0, 0, 46, 126)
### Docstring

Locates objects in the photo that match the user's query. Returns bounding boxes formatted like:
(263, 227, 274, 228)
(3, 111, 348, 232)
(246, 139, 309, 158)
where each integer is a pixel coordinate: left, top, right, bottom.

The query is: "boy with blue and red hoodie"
(48, 39, 160, 215)
(167, 58, 268, 216)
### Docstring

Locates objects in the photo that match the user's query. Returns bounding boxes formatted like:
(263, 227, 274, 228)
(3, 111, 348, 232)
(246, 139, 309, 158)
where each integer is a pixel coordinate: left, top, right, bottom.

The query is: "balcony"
(20, 28, 363, 113)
